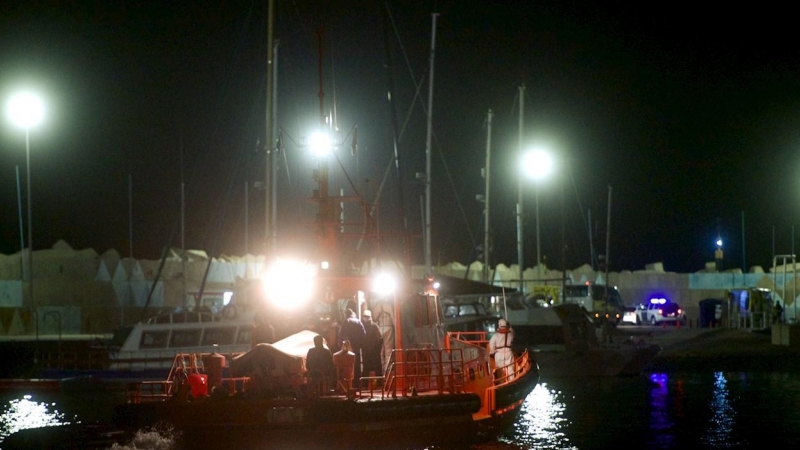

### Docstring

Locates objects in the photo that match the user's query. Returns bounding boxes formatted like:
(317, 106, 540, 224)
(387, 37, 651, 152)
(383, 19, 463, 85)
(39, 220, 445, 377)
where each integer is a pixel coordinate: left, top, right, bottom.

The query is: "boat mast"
(265, 0, 275, 259)
(270, 41, 280, 257)
(516, 84, 525, 292)
(315, 27, 338, 270)
(423, 13, 438, 277)
(483, 109, 493, 283)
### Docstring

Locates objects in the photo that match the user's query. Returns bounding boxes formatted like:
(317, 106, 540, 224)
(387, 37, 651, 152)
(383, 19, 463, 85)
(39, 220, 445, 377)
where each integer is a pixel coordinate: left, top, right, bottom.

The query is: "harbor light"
(7, 90, 46, 342)
(263, 258, 315, 309)
(309, 131, 332, 158)
(519, 146, 555, 278)
(521, 147, 554, 181)
(7, 92, 45, 129)
(372, 273, 397, 297)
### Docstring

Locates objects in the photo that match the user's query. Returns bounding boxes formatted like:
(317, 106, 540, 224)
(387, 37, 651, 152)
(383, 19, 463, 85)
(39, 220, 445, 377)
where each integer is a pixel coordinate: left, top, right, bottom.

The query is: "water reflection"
(4, 372, 800, 449)
(702, 372, 737, 448)
(502, 382, 574, 449)
(0, 394, 73, 441)
(647, 373, 676, 448)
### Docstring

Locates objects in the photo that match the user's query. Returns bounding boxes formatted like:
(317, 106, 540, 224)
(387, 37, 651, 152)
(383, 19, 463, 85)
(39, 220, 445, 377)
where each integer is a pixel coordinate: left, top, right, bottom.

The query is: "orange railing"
(380, 346, 468, 398)
(126, 342, 528, 405)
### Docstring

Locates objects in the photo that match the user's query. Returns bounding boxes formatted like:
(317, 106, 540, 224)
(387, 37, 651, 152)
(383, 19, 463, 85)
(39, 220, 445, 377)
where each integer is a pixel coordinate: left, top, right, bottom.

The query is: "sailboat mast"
(265, 0, 275, 258)
(270, 41, 280, 254)
(483, 109, 493, 283)
(516, 84, 525, 292)
(424, 13, 438, 277)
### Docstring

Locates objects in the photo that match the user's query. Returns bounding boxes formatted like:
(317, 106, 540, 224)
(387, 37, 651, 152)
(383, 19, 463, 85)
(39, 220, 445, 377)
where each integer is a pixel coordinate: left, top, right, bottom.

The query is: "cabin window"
(236, 327, 253, 345)
(139, 330, 169, 349)
(201, 327, 236, 346)
(444, 305, 458, 318)
(459, 304, 478, 316)
(170, 329, 201, 347)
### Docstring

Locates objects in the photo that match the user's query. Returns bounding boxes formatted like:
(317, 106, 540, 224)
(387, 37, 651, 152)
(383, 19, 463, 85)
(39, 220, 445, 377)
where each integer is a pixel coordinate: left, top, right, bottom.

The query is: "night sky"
(2, 1, 800, 274)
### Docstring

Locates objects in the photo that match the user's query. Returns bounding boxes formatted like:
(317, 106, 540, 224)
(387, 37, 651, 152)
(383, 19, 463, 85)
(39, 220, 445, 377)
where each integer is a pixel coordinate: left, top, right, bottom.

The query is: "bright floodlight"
(372, 273, 397, 297)
(716, 238, 723, 247)
(263, 259, 316, 310)
(522, 148, 554, 181)
(7, 92, 45, 129)
(309, 131, 332, 158)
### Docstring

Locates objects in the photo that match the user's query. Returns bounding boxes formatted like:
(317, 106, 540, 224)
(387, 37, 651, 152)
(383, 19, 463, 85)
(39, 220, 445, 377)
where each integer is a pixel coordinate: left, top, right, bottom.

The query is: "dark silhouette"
(338, 308, 366, 380)
(306, 334, 335, 395)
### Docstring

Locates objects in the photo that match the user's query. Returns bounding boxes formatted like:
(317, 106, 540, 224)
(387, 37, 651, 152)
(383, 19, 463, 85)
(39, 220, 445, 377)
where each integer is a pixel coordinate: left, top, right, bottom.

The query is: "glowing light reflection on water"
(5, 371, 800, 449)
(502, 382, 574, 449)
(0, 394, 73, 441)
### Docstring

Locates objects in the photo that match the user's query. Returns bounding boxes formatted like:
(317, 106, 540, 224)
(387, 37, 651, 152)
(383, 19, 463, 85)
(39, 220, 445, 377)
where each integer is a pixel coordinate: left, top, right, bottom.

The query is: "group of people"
(255, 300, 518, 393)
(305, 307, 384, 394)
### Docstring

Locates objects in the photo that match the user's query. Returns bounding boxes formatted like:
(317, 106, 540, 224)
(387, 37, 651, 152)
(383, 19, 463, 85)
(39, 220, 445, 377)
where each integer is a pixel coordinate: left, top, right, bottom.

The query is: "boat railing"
(128, 351, 248, 402)
(381, 346, 467, 398)
(446, 331, 490, 347)
(480, 349, 534, 415)
(446, 331, 537, 416)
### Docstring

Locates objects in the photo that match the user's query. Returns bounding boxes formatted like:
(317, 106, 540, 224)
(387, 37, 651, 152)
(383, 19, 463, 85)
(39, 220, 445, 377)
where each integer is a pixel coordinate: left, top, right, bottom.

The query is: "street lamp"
(521, 147, 554, 272)
(6, 91, 45, 336)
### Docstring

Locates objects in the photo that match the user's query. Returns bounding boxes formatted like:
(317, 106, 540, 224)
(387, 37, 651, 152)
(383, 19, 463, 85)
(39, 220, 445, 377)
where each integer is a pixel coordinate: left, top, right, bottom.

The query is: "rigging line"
(386, 3, 475, 254)
(380, 0, 408, 234)
(384, 2, 430, 143)
(197, 143, 251, 303)
(433, 131, 478, 251)
(356, 151, 393, 252)
(331, 151, 370, 212)
(569, 162, 590, 253)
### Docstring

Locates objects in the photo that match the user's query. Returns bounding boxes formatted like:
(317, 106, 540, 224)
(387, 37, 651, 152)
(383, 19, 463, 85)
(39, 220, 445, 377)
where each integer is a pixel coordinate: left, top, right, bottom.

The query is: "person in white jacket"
(489, 318, 515, 381)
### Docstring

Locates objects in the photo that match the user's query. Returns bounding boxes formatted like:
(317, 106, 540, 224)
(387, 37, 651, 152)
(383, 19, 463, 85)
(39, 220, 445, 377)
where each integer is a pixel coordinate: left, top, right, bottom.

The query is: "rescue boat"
(105, 274, 539, 449)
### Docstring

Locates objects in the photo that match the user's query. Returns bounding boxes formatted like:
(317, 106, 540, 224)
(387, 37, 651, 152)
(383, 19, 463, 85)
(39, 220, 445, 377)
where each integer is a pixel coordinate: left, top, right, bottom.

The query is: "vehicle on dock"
(636, 297, 687, 326)
(562, 283, 625, 327)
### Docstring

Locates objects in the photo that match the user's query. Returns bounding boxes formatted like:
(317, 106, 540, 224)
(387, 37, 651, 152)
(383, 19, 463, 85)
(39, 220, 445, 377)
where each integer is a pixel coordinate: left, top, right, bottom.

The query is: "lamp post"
(6, 92, 45, 338)
(521, 147, 554, 272)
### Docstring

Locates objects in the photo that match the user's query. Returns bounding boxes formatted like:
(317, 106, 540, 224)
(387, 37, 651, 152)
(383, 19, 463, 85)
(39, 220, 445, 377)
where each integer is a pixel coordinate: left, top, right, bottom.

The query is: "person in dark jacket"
(306, 334, 335, 395)
(338, 308, 366, 380)
(361, 309, 383, 379)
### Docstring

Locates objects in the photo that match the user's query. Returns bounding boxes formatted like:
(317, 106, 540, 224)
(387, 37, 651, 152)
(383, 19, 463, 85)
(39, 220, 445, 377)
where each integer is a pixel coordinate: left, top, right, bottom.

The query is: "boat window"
(201, 327, 236, 346)
(139, 330, 169, 349)
(170, 329, 201, 347)
(444, 305, 458, 318)
(236, 327, 253, 345)
(458, 304, 478, 316)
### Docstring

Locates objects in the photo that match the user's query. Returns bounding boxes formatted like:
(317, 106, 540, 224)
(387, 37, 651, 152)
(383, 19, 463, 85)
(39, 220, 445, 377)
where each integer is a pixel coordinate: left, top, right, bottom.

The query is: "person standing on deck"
(338, 308, 366, 381)
(361, 310, 383, 381)
(489, 318, 515, 381)
(306, 334, 335, 395)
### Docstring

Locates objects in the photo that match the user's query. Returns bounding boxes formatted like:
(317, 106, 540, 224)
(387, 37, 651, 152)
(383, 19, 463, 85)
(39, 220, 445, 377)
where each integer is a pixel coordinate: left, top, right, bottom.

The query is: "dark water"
(3, 371, 800, 449)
